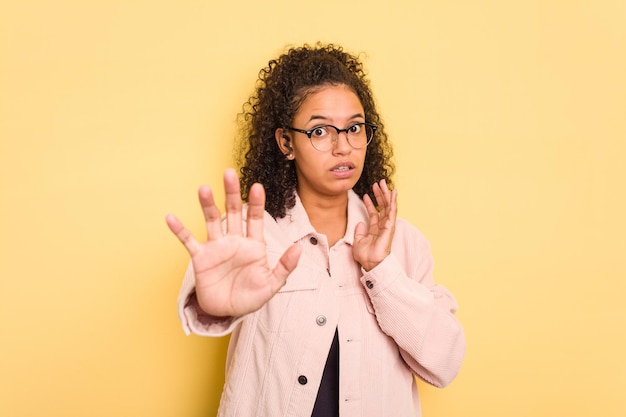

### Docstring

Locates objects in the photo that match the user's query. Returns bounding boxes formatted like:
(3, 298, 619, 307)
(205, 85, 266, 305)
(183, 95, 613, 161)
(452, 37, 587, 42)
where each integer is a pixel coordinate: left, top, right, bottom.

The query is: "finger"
(246, 183, 266, 241)
(387, 188, 398, 224)
(165, 214, 201, 255)
(198, 185, 223, 241)
(223, 168, 243, 235)
(373, 180, 389, 214)
(377, 188, 397, 240)
(376, 180, 396, 222)
(380, 188, 398, 232)
(379, 179, 392, 205)
(363, 193, 380, 234)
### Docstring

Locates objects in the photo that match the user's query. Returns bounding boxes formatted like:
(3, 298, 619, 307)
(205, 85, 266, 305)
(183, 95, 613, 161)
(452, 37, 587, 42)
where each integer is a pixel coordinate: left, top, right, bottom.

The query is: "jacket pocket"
(256, 256, 321, 333)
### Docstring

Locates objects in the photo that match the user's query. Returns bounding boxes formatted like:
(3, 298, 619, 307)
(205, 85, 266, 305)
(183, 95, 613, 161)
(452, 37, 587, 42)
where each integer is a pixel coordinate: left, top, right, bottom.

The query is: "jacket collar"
(275, 189, 368, 246)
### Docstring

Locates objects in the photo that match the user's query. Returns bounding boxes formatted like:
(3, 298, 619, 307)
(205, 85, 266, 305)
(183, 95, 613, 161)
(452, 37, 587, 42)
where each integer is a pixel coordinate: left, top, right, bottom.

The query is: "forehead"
(294, 84, 364, 120)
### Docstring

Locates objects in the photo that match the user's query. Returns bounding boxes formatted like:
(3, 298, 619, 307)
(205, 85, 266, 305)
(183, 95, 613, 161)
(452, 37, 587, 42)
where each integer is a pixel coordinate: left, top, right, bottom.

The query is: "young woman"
(166, 43, 465, 417)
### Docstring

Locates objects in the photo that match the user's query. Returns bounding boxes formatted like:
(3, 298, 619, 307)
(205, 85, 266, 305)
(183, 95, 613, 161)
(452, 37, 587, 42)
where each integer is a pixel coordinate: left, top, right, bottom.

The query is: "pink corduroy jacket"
(178, 190, 466, 417)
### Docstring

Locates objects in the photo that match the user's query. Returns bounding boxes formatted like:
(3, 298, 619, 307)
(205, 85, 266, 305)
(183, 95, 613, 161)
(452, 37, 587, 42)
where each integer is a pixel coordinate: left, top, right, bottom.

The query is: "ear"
(275, 128, 294, 159)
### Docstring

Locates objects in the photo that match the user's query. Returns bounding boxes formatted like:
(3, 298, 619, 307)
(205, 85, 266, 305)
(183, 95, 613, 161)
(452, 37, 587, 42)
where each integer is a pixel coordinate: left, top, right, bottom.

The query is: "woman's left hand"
(353, 180, 397, 271)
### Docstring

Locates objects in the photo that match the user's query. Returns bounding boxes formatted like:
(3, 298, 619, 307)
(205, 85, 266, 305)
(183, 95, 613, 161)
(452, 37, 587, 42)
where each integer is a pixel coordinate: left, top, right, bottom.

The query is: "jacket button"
(316, 315, 327, 326)
(309, 236, 318, 245)
(365, 280, 374, 289)
(298, 375, 308, 385)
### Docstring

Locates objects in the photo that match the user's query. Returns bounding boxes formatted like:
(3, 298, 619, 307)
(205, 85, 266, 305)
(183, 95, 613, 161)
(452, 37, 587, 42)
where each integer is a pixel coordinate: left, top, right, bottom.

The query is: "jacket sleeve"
(359, 218, 466, 387)
(177, 262, 245, 337)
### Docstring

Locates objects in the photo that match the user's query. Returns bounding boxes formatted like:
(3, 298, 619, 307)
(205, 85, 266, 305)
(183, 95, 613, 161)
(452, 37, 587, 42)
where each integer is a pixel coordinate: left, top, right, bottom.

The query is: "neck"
(299, 190, 349, 247)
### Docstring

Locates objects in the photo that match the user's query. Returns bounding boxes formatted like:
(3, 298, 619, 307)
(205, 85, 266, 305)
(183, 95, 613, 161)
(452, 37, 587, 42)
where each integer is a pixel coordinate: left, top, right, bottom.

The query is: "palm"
(190, 236, 287, 317)
(166, 169, 301, 317)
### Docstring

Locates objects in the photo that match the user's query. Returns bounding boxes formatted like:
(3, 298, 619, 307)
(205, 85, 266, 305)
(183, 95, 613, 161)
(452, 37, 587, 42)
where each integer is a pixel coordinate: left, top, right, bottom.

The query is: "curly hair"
(235, 43, 395, 219)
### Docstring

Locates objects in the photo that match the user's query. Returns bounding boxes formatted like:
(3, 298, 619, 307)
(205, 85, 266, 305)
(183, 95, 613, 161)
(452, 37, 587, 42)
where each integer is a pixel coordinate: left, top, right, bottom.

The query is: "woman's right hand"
(166, 169, 302, 318)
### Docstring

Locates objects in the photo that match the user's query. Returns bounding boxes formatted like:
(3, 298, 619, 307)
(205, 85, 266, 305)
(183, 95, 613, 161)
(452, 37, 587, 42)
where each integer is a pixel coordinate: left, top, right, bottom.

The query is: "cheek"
(293, 147, 322, 167)
(356, 152, 367, 175)
(357, 149, 368, 165)
(292, 153, 317, 173)
(297, 157, 323, 177)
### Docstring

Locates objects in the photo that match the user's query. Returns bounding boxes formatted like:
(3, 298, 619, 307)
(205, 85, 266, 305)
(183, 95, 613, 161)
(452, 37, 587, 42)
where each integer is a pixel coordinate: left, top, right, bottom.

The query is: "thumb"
(270, 243, 302, 289)
(354, 221, 368, 243)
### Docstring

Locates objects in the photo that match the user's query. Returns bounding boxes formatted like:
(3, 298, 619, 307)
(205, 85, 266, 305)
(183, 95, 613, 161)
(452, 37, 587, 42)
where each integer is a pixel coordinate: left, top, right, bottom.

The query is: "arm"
(353, 180, 465, 387)
(361, 228, 466, 387)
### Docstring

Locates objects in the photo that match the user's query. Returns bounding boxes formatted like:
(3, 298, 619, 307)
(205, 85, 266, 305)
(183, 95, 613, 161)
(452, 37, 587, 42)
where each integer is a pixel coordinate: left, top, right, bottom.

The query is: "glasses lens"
(311, 135, 332, 151)
(347, 124, 374, 149)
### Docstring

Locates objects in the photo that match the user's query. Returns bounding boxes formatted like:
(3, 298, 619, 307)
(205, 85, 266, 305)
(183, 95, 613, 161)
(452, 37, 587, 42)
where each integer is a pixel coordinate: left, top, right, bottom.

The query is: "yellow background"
(1, 1, 624, 416)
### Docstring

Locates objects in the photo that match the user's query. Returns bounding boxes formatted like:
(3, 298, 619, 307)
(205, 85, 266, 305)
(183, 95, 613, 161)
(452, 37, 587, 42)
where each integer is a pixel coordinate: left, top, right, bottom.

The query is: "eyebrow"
(306, 113, 365, 123)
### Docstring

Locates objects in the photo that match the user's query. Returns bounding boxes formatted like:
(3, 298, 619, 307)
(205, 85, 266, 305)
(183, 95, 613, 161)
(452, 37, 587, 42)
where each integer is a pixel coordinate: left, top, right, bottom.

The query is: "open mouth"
(330, 162, 355, 172)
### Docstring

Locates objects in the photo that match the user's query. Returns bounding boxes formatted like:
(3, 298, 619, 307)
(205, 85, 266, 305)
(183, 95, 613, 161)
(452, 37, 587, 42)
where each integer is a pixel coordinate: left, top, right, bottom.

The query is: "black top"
(311, 328, 340, 417)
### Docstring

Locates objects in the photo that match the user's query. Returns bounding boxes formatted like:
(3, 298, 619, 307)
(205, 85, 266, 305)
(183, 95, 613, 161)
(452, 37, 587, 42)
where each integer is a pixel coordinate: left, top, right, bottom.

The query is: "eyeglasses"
(286, 122, 377, 152)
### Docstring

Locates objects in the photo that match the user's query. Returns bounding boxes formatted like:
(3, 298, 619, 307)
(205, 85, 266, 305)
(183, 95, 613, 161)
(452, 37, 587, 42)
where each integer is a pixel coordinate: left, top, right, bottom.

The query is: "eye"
(311, 126, 330, 138)
(347, 124, 362, 134)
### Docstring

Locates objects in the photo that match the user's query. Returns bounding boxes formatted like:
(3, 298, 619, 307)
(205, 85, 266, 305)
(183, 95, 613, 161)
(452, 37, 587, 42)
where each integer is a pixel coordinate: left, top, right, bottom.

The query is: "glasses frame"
(286, 122, 378, 152)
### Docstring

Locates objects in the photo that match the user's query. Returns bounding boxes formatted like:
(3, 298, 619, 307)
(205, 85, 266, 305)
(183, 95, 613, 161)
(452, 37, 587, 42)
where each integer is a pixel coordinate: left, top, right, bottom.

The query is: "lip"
(329, 161, 356, 178)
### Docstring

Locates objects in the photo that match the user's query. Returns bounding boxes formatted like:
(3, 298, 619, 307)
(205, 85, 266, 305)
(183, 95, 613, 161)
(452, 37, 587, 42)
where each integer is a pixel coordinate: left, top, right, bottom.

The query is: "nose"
(331, 131, 351, 154)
